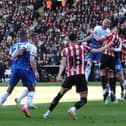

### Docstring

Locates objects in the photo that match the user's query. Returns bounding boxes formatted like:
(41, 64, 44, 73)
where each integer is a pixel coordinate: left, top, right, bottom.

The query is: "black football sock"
(101, 76, 109, 101)
(74, 97, 87, 110)
(49, 93, 63, 111)
(109, 78, 116, 94)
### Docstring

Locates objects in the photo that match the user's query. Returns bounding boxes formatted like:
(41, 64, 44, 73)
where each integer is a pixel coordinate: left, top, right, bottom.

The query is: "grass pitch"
(0, 101, 126, 126)
(0, 82, 126, 126)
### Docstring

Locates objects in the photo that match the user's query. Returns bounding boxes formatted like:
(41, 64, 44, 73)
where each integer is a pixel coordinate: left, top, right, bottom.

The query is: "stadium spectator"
(0, 0, 125, 82)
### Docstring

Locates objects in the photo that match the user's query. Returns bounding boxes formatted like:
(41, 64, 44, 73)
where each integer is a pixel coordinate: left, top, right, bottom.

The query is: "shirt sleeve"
(20, 43, 27, 49)
(114, 38, 122, 52)
(27, 43, 37, 57)
(83, 45, 91, 52)
(61, 48, 66, 57)
(9, 47, 12, 57)
(93, 26, 99, 35)
(105, 33, 113, 39)
(122, 40, 126, 49)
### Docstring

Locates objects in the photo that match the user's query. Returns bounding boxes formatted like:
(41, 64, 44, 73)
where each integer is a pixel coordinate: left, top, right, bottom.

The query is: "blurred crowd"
(0, 0, 126, 81)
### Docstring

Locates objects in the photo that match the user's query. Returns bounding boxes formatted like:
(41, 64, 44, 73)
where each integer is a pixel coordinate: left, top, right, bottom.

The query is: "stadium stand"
(0, 0, 125, 81)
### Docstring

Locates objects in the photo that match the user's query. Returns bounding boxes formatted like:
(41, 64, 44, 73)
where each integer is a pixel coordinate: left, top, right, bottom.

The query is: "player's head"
(19, 30, 27, 41)
(31, 32, 38, 38)
(111, 26, 118, 34)
(30, 32, 39, 44)
(119, 27, 126, 38)
(69, 33, 77, 43)
(102, 18, 111, 29)
(111, 25, 126, 38)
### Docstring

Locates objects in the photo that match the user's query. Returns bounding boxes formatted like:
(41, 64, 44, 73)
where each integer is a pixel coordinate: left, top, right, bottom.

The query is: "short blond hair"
(103, 18, 111, 24)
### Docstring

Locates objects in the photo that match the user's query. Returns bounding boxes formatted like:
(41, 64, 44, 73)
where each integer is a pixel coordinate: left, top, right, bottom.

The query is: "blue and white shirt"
(91, 25, 110, 48)
(9, 40, 37, 71)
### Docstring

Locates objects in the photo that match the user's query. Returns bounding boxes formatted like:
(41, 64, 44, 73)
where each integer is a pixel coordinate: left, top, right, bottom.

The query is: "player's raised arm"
(78, 33, 93, 43)
(93, 32, 107, 42)
(90, 41, 113, 53)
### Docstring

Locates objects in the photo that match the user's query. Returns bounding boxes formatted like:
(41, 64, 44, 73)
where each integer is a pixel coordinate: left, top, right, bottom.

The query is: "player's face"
(111, 27, 118, 34)
(102, 20, 110, 29)
(33, 35, 39, 43)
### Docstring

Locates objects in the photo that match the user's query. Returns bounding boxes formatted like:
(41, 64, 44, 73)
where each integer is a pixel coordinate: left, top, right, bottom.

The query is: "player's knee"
(27, 86, 35, 92)
(60, 87, 68, 95)
(7, 86, 14, 94)
(100, 69, 106, 76)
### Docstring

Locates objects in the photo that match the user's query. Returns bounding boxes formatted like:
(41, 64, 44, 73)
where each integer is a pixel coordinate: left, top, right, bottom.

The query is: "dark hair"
(120, 27, 126, 36)
(110, 15, 126, 29)
(69, 33, 77, 41)
(31, 32, 38, 37)
(19, 30, 27, 37)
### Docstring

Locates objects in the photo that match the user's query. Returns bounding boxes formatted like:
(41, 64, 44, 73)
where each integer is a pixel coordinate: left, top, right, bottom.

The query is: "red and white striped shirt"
(120, 39, 126, 63)
(103, 33, 122, 57)
(61, 45, 91, 77)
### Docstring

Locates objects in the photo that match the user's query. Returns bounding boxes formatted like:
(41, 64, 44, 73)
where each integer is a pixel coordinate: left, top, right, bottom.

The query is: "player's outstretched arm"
(93, 33, 106, 42)
(78, 33, 92, 43)
(90, 41, 113, 53)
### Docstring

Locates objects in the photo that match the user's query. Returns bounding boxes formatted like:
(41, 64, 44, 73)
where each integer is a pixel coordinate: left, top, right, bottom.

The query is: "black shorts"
(62, 74, 87, 93)
(100, 54, 114, 70)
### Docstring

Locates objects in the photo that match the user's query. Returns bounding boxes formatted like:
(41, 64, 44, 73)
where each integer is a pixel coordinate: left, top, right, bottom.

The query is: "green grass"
(0, 82, 124, 126)
(0, 81, 120, 87)
(0, 101, 126, 126)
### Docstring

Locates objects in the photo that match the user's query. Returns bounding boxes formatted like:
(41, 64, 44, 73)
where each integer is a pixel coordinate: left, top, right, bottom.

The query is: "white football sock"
(85, 61, 92, 81)
(0, 91, 10, 105)
(17, 88, 29, 102)
(24, 91, 35, 108)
